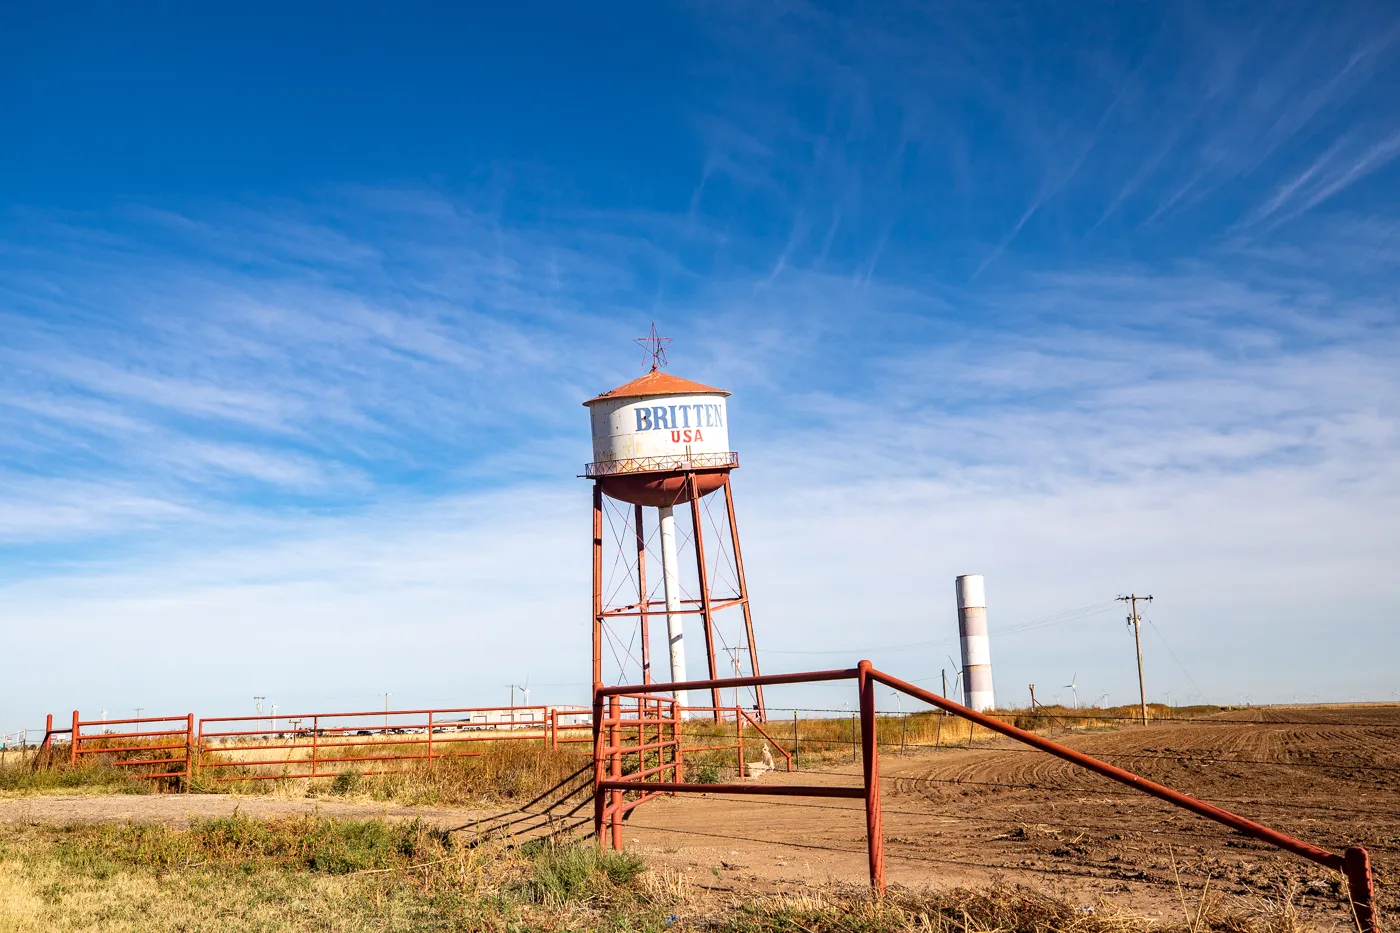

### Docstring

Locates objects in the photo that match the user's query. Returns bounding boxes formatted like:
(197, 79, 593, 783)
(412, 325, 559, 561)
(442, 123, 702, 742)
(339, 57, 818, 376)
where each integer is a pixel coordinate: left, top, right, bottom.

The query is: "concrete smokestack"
(955, 574, 995, 712)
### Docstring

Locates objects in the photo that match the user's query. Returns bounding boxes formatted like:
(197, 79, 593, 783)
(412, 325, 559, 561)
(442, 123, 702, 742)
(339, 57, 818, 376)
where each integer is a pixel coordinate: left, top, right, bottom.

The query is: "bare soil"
(624, 705, 1400, 929)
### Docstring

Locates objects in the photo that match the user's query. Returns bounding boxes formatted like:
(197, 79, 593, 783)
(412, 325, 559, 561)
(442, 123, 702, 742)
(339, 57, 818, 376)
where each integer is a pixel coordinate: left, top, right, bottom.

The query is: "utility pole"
(383, 693, 391, 731)
(255, 696, 265, 733)
(1028, 684, 1037, 712)
(725, 648, 743, 712)
(1117, 594, 1153, 726)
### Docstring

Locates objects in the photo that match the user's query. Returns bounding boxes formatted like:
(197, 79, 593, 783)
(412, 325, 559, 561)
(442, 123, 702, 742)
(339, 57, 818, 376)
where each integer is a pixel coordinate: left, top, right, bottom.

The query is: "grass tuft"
(522, 839, 646, 906)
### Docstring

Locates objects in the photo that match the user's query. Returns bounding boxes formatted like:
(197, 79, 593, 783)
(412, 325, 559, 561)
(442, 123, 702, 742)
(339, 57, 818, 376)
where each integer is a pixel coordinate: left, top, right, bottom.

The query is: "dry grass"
(0, 759, 151, 798)
(198, 740, 592, 807)
(0, 815, 1318, 932)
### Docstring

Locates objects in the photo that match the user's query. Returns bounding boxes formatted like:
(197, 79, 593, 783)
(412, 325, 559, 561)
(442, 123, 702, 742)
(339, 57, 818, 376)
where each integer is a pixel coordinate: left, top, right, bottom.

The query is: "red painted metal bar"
(75, 728, 189, 740)
(858, 661, 886, 892)
(604, 790, 667, 819)
(199, 732, 542, 754)
(599, 739, 676, 756)
(200, 705, 549, 727)
(75, 743, 187, 755)
(598, 780, 864, 798)
(592, 691, 606, 845)
(686, 473, 723, 716)
(599, 667, 858, 697)
(737, 707, 793, 771)
(722, 475, 767, 720)
(597, 597, 747, 619)
(75, 715, 189, 728)
(635, 502, 651, 685)
(609, 695, 622, 850)
(107, 757, 186, 768)
(592, 481, 604, 689)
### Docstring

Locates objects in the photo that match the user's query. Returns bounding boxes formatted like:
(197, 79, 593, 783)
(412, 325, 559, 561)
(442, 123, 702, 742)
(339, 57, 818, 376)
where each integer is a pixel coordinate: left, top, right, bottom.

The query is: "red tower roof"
(583, 369, 731, 406)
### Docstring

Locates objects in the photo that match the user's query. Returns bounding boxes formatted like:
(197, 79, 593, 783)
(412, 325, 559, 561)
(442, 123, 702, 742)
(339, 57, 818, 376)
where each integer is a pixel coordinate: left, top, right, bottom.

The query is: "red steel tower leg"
(722, 474, 766, 720)
(592, 482, 604, 691)
(686, 473, 723, 717)
(635, 503, 651, 684)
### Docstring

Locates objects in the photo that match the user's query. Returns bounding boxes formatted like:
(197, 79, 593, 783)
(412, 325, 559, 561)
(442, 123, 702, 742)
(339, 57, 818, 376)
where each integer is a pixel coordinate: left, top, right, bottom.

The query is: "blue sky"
(3, 2, 1399, 728)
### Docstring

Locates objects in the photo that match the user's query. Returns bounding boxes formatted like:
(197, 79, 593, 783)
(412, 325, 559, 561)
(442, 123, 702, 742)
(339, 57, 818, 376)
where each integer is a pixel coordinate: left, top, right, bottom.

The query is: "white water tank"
(585, 369, 732, 468)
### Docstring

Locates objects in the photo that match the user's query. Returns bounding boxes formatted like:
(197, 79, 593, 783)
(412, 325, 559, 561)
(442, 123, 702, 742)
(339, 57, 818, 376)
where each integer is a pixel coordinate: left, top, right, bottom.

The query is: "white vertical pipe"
(956, 574, 995, 712)
(657, 505, 690, 716)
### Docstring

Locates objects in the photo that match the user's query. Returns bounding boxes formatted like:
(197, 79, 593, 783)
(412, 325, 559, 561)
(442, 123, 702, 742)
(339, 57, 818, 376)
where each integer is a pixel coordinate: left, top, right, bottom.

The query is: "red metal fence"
(36, 703, 594, 784)
(198, 705, 563, 782)
(594, 661, 1382, 933)
(592, 693, 681, 850)
(70, 712, 194, 785)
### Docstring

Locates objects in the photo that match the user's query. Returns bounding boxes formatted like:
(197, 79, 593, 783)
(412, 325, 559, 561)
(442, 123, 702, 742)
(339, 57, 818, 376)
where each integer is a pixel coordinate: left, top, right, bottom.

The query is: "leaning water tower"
(583, 329, 765, 720)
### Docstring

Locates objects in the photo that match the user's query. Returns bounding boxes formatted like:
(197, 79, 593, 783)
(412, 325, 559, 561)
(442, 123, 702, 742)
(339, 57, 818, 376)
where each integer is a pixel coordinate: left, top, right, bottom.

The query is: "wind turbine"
(1063, 673, 1079, 709)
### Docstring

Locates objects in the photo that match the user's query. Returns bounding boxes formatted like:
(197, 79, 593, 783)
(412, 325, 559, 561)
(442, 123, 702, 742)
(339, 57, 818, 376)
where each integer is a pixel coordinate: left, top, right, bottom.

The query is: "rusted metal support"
(599, 667, 858, 697)
(185, 713, 195, 790)
(592, 482, 604, 690)
(686, 473, 723, 716)
(41, 714, 53, 754)
(1344, 847, 1379, 933)
(672, 701, 684, 784)
(592, 691, 605, 845)
(858, 661, 886, 893)
(737, 707, 792, 771)
(70, 711, 78, 765)
(736, 706, 744, 775)
(635, 503, 651, 684)
(793, 711, 800, 770)
(609, 695, 622, 851)
(722, 475, 766, 720)
(599, 780, 863, 798)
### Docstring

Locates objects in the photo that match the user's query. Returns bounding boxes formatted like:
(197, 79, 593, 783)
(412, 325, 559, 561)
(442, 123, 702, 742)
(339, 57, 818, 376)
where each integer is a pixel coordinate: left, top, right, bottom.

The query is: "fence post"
(851, 712, 858, 762)
(858, 661, 886, 894)
(550, 709, 557, 752)
(793, 711, 799, 770)
(609, 695, 622, 851)
(592, 691, 605, 846)
(736, 706, 744, 777)
(185, 714, 194, 791)
(427, 711, 434, 765)
(673, 699, 684, 784)
(900, 713, 907, 753)
(70, 711, 79, 765)
(41, 714, 53, 755)
(1343, 847, 1378, 933)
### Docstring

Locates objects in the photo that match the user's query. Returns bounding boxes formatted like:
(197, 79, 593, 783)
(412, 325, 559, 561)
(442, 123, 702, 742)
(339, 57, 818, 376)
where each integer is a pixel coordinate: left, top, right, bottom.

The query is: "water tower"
(583, 330, 765, 720)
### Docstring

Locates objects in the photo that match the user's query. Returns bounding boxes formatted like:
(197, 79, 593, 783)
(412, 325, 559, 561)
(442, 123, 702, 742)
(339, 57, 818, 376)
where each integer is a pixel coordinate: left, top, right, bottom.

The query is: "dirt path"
(0, 794, 494, 830)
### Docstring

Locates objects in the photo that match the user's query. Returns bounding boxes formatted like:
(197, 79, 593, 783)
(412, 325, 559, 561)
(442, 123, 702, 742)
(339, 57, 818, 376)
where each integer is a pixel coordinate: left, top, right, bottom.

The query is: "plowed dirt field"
(624, 706, 1399, 928)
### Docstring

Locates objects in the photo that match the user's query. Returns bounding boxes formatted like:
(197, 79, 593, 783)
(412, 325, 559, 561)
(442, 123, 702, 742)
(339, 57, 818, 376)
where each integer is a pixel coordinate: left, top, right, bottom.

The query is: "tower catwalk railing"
(592, 663, 1381, 933)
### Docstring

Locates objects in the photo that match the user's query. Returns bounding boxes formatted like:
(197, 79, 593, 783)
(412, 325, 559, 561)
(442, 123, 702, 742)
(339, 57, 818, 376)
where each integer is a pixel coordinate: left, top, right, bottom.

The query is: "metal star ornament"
(635, 323, 672, 371)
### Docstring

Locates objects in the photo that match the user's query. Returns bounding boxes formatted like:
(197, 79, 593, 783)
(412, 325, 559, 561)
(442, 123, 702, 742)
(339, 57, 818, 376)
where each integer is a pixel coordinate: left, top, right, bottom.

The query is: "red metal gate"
(594, 661, 1382, 933)
(70, 712, 194, 785)
(592, 693, 681, 850)
(198, 704, 555, 782)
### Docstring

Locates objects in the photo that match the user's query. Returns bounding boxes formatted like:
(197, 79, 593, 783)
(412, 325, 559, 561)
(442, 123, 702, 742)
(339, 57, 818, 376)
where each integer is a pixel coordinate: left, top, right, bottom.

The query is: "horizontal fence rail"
(198, 705, 567, 782)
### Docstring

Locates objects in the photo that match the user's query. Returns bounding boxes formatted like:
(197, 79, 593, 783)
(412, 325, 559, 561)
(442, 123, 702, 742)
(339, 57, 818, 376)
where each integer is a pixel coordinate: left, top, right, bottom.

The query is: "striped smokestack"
(956, 574, 995, 712)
